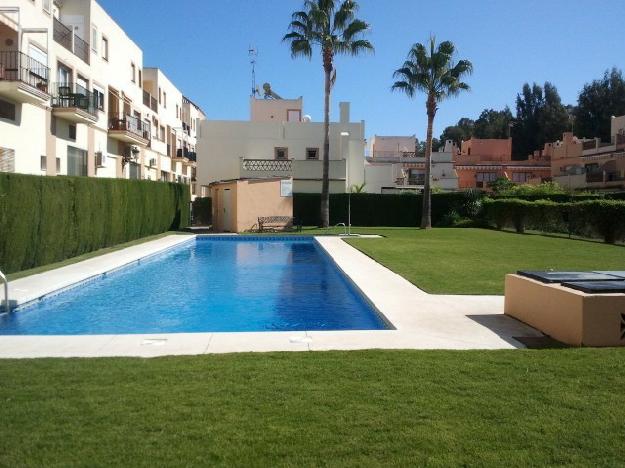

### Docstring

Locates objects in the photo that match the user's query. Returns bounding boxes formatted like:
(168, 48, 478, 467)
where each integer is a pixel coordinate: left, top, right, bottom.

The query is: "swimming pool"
(0, 237, 390, 335)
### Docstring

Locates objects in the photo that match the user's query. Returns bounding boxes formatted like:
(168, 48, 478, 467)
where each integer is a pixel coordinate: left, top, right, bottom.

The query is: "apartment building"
(0, 0, 203, 191)
(196, 94, 365, 195)
(550, 115, 625, 191)
(364, 136, 459, 193)
(455, 138, 551, 190)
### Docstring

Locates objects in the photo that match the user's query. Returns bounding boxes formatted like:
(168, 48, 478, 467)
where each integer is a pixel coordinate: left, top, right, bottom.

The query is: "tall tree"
(284, 0, 373, 227)
(440, 117, 474, 146)
(473, 107, 513, 139)
(574, 68, 625, 142)
(512, 82, 569, 159)
(392, 37, 472, 229)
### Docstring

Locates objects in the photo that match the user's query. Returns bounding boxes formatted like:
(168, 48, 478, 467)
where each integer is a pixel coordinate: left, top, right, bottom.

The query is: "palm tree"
(284, 0, 373, 227)
(392, 37, 472, 229)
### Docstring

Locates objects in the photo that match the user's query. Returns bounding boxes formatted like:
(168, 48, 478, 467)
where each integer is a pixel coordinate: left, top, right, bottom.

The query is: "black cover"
(562, 281, 625, 294)
(517, 271, 621, 284)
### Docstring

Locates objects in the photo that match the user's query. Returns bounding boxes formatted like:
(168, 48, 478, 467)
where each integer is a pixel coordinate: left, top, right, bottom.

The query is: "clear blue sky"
(99, 0, 625, 141)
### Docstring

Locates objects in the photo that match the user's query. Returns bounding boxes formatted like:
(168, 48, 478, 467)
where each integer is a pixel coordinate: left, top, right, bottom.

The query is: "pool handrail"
(0, 269, 8, 315)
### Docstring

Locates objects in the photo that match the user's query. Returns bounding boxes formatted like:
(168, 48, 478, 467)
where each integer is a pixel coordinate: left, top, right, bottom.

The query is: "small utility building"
(210, 178, 293, 233)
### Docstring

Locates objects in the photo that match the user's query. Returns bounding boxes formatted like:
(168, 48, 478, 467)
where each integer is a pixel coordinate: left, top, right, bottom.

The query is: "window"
(274, 147, 288, 160)
(91, 25, 98, 54)
(287, 109, 301, 122)
(102, 36, 109, 61)
(67, 146, 87, 176)
(159, 125, 165, 142)
(131, 62, 136, 83)
(0, 147, 16, 173)
(176, 104, 179, 119)
(56, 157, 61, 173)
(163, 92, 167, 108)
(138, 69, 142, 86)
(161, 171, 168, 182)
(0, 99, 16, 121)
(57, 63, 71, 85)
(512, 172, 532, 183)
(158, 87, 162, 104)
(92, 86, 104, 111)
(68, 124, 77, 140)
(40, 156, 47, 172)
(42, 0, 51, 13)
(129, 161, 140, 179)
(476, 172, 498, 183)
(306, 148, 319, 160)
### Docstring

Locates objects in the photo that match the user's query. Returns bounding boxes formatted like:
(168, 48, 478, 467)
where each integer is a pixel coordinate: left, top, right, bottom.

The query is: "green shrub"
(293, 192, 477, 227)
(484, 197, 625, 243)
(571, 200, 625, 244)
(0, 174, 190, 274)
(192, 197, 212, 225)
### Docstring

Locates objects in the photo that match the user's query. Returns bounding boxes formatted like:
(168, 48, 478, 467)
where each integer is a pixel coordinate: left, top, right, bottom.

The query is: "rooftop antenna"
(248, 46, 259, 98)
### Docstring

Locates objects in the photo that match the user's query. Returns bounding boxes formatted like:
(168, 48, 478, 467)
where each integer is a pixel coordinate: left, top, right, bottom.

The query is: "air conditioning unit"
(149, 158, 156, 167)
(95, 151, 106, 168)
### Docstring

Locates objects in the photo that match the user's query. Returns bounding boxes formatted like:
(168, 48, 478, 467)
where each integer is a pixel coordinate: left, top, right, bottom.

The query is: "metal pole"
(0, 269, 9, 315)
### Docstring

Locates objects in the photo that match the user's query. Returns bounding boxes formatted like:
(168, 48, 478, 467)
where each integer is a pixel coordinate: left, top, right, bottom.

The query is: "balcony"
(53, 17, 89, 64)
(174, 148, 197, 166)
(51, 82, 98, 123)
(0, 51, 50, 104)
(239, 158, 347, 181)
(108, 113, 151, 146)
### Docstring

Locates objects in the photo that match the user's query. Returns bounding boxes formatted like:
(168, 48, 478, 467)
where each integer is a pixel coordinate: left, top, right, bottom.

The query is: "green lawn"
(343, 228, 625, 295)
(1, 349, 625, 466)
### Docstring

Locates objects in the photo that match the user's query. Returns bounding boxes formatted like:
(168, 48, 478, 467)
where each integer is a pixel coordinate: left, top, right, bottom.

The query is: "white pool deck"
(0, 234, 543, 358)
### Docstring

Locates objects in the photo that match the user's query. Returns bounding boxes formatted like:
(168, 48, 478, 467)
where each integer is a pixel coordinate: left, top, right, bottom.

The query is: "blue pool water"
(0, 238, 389, 335)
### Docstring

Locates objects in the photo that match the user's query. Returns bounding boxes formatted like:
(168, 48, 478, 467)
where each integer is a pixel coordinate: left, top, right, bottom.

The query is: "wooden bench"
(257, 216, 301, 233)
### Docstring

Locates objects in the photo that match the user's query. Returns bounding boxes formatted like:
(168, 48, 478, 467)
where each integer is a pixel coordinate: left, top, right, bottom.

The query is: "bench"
(257, 216, 301, 233)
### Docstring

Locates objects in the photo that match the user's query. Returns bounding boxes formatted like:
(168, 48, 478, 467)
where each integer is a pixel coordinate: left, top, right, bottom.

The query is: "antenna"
(248, 46, 259, 98)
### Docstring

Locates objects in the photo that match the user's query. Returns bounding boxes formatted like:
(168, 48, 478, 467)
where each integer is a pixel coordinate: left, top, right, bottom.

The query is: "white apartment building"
(0, 0, 204, 191)
(196, 95, 366, 195)
(365, 136, 459, 193)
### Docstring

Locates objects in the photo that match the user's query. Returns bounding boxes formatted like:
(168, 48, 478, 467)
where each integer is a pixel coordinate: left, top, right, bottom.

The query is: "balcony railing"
(53, 17, 72, 52)
(53, 17, 89, 64)
(0, 51, 49, 93)
(109, 113, 151, 141)
(242, 159, 293, 172)
(73, 34, 89, 64)
(586, 171, 604, 183)
(51, 82, 97, 117)
(175, 148, 197, 161)
(143, 90, 157, 112)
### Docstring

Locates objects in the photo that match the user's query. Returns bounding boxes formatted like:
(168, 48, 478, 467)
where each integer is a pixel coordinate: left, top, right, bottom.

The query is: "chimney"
(339, 102, 350, 124)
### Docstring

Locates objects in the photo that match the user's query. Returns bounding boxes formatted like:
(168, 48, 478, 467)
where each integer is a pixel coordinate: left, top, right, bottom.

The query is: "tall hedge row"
(294, 192, 478, 227)
(483, 198, 625, 243)
(0, 173, 190, 273)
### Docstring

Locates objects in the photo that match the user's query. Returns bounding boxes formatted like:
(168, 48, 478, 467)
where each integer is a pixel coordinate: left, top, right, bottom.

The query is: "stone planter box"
(505, 274, 625, 347)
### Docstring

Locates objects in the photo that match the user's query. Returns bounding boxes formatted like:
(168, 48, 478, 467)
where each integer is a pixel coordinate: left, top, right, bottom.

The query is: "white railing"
(0, 269, 9, 314)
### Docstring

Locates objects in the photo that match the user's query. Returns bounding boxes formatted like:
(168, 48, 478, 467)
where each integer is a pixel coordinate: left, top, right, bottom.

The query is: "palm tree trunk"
(421, 97, 436, 229)
(320, 62, 332, 228)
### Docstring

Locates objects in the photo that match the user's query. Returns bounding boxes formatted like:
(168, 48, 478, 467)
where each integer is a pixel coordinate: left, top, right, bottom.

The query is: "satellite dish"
(302, 115, 312, 123)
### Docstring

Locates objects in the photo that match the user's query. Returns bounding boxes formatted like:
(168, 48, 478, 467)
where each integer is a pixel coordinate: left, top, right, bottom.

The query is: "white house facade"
(365, 136, 459, 193)
(196, 96, 366, 195)
(0, 0, 203, 192)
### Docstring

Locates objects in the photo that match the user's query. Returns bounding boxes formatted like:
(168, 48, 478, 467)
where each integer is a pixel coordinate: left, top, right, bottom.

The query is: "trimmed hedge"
(0, 173, 190, 274)
(191, 197, 212, 226)
(483, 198, 625, 243)
(293, 192, 478, 227)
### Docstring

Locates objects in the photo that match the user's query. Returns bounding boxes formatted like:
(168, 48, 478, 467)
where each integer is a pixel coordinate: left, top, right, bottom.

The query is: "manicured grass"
(1, 349, 625, 466)
(7, 231, 192, 281)
(344, 228, 625, 295)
